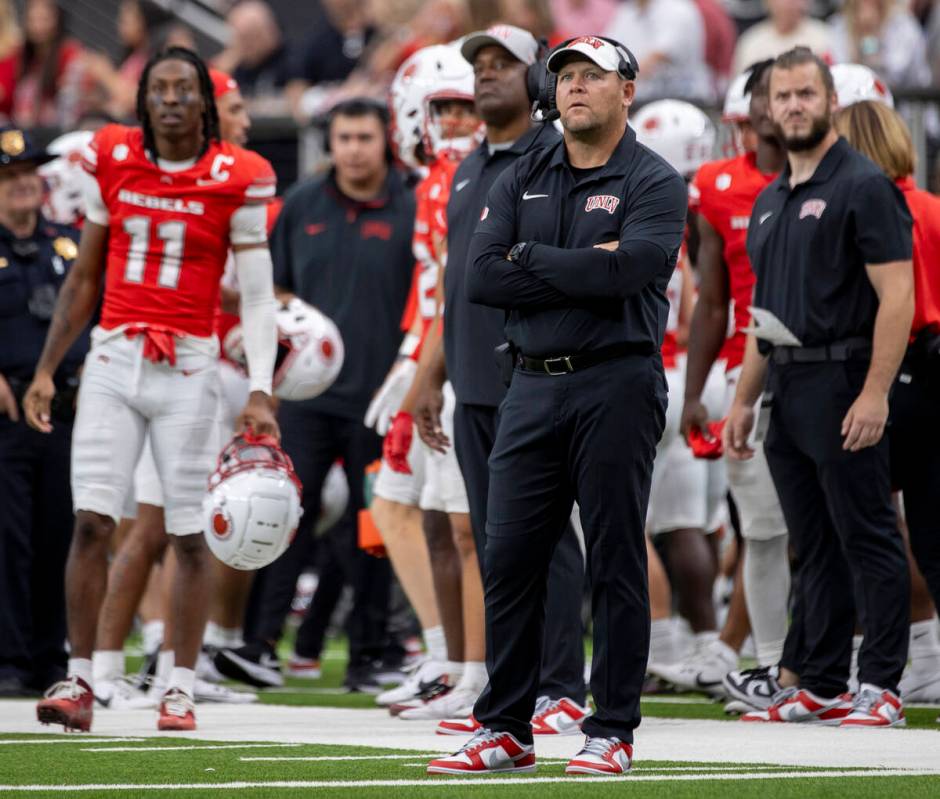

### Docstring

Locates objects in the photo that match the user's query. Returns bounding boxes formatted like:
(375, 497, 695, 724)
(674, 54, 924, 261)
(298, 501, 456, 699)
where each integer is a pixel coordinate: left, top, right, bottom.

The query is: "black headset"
(527, 36, 639, 123)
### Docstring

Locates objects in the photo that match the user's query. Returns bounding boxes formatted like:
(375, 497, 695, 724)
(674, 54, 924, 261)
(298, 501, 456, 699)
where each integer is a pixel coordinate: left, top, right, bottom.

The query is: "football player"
(680, 61, 791, 707)
(26, 47, 279, 732)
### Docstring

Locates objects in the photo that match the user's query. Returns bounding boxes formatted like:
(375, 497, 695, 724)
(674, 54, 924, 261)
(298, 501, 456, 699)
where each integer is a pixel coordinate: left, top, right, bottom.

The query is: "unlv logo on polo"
(570, 36, 605, 49)
(799, 199, 827, 220)
(585, 195, 620, 214)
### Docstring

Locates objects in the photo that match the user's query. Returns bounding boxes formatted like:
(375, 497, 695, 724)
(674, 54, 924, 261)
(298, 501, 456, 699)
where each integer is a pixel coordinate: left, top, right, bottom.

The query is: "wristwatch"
(507, 241, 529, 263)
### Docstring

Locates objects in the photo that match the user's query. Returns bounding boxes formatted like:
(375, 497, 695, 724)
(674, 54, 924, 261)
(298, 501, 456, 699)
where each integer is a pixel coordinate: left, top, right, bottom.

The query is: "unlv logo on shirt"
(585, 195, 620, 215)
(799, 199, 827, 220)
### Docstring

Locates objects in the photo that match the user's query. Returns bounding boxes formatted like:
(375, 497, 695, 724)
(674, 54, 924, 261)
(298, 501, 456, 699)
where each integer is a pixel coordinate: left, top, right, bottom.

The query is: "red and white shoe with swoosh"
(531, 696, 591, 735)
(565, 736, 633, 775)
(436, 714, 482, 736)
(427, 728, 535, 775)
(840, 685, 906, 728)
(741, 687, 853, 725)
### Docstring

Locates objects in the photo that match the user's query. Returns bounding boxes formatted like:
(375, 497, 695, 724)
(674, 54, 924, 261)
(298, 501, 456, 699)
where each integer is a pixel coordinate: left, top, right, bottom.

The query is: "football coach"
(427, 36, 687, 776)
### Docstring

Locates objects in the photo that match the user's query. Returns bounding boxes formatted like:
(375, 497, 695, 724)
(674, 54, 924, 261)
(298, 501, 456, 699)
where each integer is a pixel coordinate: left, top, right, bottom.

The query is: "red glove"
(383, 411, 414, 474)
(687, 419, 726, 460)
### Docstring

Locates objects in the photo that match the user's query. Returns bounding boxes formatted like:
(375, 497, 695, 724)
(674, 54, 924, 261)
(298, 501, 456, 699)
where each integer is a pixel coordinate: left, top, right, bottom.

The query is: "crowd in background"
(0, 0, 937, 129)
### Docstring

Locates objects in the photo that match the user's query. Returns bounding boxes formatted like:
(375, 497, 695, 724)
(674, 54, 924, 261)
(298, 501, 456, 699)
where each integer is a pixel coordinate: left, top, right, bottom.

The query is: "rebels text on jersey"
(83, 124, 276, 338)
(689, 152, 776, 370)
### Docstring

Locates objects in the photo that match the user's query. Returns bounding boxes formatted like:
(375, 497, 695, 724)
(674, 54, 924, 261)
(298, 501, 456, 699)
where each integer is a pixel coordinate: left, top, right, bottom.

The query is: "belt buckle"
(543, 356, 573, 375)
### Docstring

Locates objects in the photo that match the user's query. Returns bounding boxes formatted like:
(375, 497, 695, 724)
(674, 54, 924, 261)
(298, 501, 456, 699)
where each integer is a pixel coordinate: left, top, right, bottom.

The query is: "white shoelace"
(580, 736, 621, 758)
(459, 728, 503, 755)
(851, 687, 881, 714)
(44, 677, 88, 700)
(162, 690, 194, 717)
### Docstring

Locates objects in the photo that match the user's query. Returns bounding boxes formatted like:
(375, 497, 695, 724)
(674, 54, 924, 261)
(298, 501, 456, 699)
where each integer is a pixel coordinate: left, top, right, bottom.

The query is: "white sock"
(92, 650, 124, 683)
(445, 661, 465, 684)
(743, 535, 790, 667)
(156, 650, 175, 687)
(141, 620, 164, 655)
(694, 630, 719, 652)
(168, 667, 196, 697)
(455, 661, 487, 693)
(423, 625, 447, 664)
(68, 658, 93, 688)
(649, 617, 680, 665)
(910, 618, 940, 668)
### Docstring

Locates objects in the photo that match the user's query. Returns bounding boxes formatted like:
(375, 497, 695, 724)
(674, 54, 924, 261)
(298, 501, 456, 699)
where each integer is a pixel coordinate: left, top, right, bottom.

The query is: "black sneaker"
(213, 642, 284, 688)
(343, 664, 384, 695)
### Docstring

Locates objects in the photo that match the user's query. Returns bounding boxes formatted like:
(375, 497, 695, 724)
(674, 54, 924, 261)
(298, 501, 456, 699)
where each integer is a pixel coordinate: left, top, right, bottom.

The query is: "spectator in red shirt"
(13, 0, 86, 129)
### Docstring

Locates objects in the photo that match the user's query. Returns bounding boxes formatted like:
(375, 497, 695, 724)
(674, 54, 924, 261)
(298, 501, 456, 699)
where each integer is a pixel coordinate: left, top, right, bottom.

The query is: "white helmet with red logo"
(389, 45, 447, 169)
(203, 433, 303, 570)
(223, 298, 344, 402)
(722, 71, 751, 123)
(832, 63, 894, 109)
(422, 41, 482, 159)
(39, 130, 94, 225)
(633, 100, 716, 179)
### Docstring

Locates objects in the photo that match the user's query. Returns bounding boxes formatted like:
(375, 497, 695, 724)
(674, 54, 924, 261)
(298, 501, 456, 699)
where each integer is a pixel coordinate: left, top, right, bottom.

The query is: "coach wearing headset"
(428, 37, 686, 776)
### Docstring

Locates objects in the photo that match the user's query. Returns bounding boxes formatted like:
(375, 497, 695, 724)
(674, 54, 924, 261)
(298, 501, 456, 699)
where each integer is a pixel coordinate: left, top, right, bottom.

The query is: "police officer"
(428, 37, 686, 776)
(416, 25, 588, 727)
(216, 98, 415, 693)
(0, 128, 87, 696)
(726, 48, 914, 726)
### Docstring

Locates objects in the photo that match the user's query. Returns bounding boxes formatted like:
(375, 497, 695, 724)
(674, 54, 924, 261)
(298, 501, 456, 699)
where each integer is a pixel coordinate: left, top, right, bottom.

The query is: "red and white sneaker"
(531, 696, 591, 735)
(427, 728, 535, 775)
(37, 677, 93, 732)
(840, 685, 906, 728)
(436, 714, 483, 736)
(566, 736, 633, 775)
(287, 657, 321, 680)
(741, 687, 853, 726)
(158, 688, 196, 731)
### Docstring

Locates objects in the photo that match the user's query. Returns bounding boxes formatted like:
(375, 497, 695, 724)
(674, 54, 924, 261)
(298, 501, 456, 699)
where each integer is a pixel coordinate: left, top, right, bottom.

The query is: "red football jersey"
(690, 152, 776, 370)
(83, 124, 276, 338)
(897, 178, 940, 337)
(407, 154, 460, 360)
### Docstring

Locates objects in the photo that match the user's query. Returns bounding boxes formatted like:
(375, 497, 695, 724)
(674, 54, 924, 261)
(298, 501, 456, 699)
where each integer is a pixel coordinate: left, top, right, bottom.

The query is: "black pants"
(764, 361, 909, 697)
(454, 401, 586, 704)
(471, 355, 666, 744)
(0, 415, 73, 689)
(251, 404, 389, 669)
(890, 352, 940, 607)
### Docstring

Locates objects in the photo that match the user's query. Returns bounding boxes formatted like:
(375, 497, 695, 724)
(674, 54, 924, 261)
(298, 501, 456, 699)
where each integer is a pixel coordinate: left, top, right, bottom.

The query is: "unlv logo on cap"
(799, 199, 827, 220)
(570, 36, 605, 50)
(585, 195, 620, 214)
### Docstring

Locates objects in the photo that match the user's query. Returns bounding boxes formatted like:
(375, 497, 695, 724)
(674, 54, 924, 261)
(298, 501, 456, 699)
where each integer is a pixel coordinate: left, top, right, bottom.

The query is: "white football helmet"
(223, 298, 344, 402)
(832, 63, 894, 110)
(422, 42, 482, 159)
(722, 71, 751, 123)
(389, 45, 447, 169)
(203, 434, 303, 570)
(634, 100, 716, 179)
(39, 130, 94, 225)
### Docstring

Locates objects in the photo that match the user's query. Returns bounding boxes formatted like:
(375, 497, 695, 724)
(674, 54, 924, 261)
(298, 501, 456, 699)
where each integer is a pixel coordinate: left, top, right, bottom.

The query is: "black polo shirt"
(747, 137, 913, 353)
(271, 167, 415, 420)
(0, 216, 88, 384)
(466, 125, 687, 358)
(444, 123, 559, 407)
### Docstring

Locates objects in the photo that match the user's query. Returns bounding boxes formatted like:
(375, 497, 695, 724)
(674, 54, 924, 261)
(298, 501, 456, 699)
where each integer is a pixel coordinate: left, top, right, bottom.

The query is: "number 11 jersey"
(82, 124, 276, 338)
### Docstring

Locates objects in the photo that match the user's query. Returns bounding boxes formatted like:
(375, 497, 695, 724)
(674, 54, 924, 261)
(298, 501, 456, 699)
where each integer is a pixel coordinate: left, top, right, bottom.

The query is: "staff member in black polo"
(0, 128, 87, 696)
(215, 99, 415, 693)
(428, 36, 686, 777)
(416, 24, 588, 729)
(726, 48, 913, 727)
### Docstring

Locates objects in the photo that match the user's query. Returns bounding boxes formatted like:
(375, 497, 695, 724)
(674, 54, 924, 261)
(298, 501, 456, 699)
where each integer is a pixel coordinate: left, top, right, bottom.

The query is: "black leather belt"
(518, 342, 654, 375)
(771, 337, 871, 365)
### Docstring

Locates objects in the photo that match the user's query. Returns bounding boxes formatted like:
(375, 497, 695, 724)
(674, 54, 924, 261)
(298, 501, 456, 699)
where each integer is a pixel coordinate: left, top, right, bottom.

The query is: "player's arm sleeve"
(79, 171, 109, 226)
(232, 205, 277, 396)
(466, 166, 569, 310)
(852, 174, 913, 265)
(522, 171, 688, 299)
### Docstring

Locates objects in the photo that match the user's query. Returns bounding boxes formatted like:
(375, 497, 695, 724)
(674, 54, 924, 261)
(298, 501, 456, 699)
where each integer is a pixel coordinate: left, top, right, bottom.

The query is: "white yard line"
(2, 769, 940, 791)
(240, 754, 439, 762)
(0, 738, 145, 746)
(83, 744, 302, 753)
